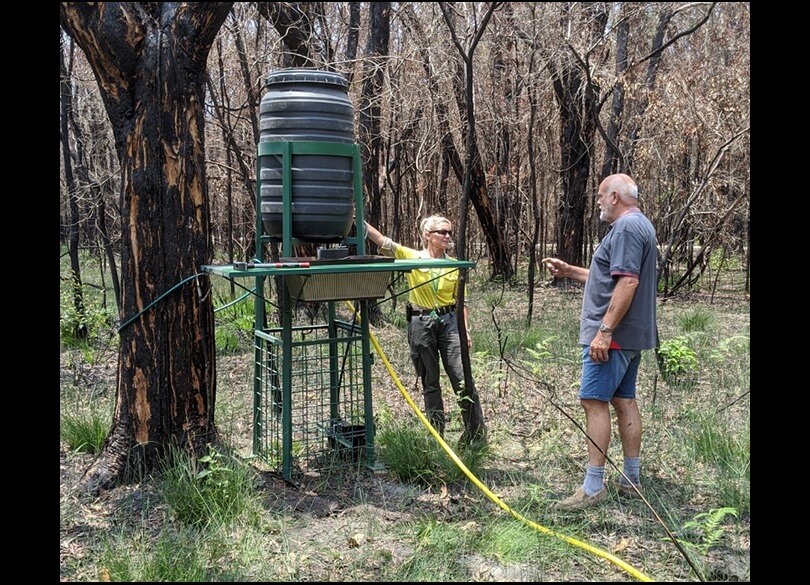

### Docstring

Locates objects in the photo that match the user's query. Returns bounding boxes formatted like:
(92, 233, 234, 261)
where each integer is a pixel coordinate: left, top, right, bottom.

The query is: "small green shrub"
(439, 437, 491, 482)
(378, 417, 491, 486)
(509, 328, 551, 353)
(519, 335, 571, 376)
(388, 309, 408, 328)
(656, 335, 698, 384)
(215, 328, 241, 354)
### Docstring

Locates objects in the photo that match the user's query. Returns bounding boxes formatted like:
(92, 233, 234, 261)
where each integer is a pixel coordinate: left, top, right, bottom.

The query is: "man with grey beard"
(543, 173, 658, 511)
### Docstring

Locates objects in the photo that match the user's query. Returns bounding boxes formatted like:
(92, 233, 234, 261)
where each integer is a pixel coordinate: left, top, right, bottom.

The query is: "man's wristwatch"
(599, 323, 614, 334)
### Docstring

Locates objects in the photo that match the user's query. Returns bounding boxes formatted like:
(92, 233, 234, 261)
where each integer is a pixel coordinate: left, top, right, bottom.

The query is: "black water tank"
(259, 68, 356, 242)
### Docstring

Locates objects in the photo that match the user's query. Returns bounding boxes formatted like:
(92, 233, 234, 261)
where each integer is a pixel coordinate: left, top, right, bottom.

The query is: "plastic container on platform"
(259, 68, 356, 242)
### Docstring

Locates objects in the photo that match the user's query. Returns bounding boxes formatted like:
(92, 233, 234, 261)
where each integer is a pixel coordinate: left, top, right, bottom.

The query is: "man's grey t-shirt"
(580, 209, 658, 350)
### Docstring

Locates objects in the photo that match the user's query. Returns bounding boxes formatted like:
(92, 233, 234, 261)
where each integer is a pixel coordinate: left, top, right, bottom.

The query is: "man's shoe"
(554, 486, 607, 511)
(612, 479, 641, 496)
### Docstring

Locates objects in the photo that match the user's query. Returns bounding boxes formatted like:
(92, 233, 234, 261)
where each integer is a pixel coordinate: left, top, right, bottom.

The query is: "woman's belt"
(409, 304, 455, 316)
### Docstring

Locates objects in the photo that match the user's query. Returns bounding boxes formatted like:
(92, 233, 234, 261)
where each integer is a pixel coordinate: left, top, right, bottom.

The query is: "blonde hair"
(420, 215, 451, 241)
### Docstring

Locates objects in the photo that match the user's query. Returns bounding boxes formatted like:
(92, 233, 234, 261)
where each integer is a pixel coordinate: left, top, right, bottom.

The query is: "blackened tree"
(60, 2, 234, 494)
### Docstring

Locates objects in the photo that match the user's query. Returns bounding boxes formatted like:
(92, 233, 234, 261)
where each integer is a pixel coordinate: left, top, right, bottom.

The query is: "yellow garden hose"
(348, 302, 653, 582)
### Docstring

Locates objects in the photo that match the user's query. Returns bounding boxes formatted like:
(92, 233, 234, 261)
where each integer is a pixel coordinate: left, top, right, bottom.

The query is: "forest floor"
(60, 283, 750, 582)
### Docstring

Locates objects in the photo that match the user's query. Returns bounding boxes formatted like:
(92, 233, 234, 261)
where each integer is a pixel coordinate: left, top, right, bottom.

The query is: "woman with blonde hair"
(365, 215, 487, 445)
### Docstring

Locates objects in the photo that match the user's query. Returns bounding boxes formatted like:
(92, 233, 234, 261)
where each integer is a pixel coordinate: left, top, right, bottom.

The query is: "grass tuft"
(60, 408, 109, 454)
(157, 445, 260, 528)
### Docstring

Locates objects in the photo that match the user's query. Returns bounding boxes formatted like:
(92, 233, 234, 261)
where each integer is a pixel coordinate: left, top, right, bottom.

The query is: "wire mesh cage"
(253, 319, 375, 479)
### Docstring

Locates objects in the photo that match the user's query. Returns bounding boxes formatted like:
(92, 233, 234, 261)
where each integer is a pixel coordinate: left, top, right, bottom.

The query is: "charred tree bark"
(548, 3, 604, 270)
(551, 62, 593, 269)
(343, 3, 362, 85)
(60, 2, 233, 495)
(257, 2, 318, 68)
(359, 2, 390, 243)
(358, 2, 390, 326)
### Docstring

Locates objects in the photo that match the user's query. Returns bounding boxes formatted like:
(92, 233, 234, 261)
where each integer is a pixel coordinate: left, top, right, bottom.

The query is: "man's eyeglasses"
(430, 229, 453, 237)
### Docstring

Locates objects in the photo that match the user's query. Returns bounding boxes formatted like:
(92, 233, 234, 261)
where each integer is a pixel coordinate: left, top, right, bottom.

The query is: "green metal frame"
(200, 139, 476, 480)
(254, 139, 373, 479)
(256, 140, 366, 257)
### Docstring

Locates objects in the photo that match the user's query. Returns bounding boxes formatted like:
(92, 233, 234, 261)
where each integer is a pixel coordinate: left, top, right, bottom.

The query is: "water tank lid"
(266, 68, 348, 88)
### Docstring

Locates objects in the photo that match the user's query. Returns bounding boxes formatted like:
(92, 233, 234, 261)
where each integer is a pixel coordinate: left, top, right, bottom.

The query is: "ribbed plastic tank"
(259, 68, 356, 242)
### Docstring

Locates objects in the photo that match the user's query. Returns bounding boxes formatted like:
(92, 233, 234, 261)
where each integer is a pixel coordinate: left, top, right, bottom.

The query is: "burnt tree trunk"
(359, 1, 390, 241)
(60, 2, 233, 495)
(257, 2, 318, 68)
(551, 66, 584, 269)
(547, 4, 606, 270)
(412, 3, 512, 282)
(358, 2, 390, 326)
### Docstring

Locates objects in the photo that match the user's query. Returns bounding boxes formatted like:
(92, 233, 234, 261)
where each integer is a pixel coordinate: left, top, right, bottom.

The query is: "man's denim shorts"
(579, 346, 642, 401)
